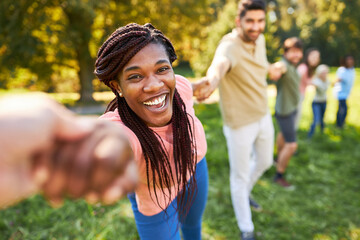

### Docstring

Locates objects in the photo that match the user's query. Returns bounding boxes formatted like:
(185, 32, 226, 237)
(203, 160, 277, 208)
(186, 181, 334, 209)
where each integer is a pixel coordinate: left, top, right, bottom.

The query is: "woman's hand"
(192, 77, 216, 102)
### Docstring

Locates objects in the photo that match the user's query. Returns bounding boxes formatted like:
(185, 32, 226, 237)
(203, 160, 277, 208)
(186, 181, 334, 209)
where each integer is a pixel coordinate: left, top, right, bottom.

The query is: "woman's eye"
(158, 66, 169, 73)
(128, 74, 142, 80)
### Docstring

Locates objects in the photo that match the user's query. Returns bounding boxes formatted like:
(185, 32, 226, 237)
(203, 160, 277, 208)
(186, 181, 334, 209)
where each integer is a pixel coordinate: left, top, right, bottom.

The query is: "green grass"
(0, 69, 360, 239)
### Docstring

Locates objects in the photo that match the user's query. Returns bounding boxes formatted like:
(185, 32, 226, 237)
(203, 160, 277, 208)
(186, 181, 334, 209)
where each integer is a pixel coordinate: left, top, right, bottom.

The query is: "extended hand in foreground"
(0, 94, 137, 209)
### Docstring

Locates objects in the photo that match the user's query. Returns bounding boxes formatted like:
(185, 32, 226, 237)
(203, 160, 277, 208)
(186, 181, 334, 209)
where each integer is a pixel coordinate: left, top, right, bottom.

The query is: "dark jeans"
(336, 99, 347, 128)
(308, 101, 326, 138)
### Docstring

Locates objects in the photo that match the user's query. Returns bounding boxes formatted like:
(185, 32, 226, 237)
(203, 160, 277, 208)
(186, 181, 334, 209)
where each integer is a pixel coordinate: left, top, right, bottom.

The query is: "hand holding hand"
(269, 62, 286, 81)
(192, 77, 215, 102)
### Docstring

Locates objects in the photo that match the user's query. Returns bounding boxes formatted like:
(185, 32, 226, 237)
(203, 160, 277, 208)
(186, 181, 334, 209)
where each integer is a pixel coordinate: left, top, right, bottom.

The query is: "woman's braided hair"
(94, 23, 197, 215)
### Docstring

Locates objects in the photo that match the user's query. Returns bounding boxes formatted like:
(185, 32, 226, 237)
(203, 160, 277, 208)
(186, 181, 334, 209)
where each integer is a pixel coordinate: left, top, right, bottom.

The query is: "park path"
(68, 105, 106, 116)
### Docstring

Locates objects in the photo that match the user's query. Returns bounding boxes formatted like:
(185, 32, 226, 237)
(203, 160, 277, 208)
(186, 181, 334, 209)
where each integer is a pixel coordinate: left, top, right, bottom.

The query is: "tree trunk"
(77, 45, 95, 104)
(62, 2, 96, 104)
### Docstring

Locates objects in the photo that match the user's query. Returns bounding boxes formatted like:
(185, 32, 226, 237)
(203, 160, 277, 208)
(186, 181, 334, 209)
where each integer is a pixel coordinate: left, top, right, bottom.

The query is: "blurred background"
(0, 0, 359, 104)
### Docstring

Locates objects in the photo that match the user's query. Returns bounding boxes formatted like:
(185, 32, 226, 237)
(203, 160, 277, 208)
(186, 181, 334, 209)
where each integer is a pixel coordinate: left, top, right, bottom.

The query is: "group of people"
(296, 48, 355, 138)
(0, 0, 356, 240)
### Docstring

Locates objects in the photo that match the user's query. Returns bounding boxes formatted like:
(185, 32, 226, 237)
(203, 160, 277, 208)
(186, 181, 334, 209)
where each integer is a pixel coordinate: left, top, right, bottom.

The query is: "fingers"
(101, 161, 138, 205)
(42, 140, 75, 205)
(39, 120, 136, 206)
(55, 114, 95, 141)
(91, 132, 133, 192)
(193, 78, 208, 91)
(193, 78, 213, 101)
(31, 149, 51, 186)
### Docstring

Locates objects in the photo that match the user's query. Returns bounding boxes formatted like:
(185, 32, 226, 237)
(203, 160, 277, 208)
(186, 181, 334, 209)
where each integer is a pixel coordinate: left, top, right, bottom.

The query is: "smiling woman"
(94, 23, 208, 240)
(109, 43, 176, 128)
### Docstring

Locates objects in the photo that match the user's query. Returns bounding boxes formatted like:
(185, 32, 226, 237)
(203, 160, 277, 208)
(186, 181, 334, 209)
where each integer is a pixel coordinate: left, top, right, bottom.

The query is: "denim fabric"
(128, 158, 208, 240)
(308, 101, 327, 138)
(336, 99, 347, 128)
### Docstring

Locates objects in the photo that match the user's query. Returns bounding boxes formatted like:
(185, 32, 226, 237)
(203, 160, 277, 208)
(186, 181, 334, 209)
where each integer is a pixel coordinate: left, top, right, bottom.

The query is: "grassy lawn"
(0, 70, 359, 239)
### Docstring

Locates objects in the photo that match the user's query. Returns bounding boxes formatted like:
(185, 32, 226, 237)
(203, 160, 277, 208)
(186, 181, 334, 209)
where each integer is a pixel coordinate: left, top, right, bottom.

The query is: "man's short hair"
(283, 37, 303, 53)
(237, 0, 266, 18)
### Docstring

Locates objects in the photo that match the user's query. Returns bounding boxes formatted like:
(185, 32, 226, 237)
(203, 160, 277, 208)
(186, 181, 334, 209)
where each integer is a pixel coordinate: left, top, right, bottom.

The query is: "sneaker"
(249, 198, 262, 212)
(274, 177, 293, 188)
(240, 231, 255, 240)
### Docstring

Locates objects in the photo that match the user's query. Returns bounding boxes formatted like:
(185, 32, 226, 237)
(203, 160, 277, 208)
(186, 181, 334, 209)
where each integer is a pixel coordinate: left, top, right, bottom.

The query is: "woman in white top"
(308, 64, 330, 138)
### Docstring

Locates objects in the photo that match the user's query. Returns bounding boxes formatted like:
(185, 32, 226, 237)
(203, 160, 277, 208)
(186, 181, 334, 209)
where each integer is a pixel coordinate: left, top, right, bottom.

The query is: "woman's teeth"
(143, 95, 166, 106)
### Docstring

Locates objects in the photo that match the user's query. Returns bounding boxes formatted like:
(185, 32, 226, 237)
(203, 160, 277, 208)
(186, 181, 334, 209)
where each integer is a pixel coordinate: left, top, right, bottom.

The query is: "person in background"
(94, 23, 208, 240)
(334, 55, 356, 128)
(308, 64, 330, 138)
(272, 37, 303, 188)
(192, 0, 275, 239)
(0, 93, 137, 209)
(296, 48, 321, 129)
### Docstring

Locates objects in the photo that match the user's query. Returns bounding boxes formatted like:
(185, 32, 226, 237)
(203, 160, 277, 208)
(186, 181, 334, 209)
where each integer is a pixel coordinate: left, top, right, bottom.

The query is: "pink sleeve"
(297, 64, 311, 95)
(297, 64, 308, 77)
(174, 75, 207, 161)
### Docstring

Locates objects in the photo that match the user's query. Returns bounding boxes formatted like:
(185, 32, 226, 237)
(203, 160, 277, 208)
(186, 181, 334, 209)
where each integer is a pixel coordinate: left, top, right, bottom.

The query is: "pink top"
(99, 75, 207, 215)
(297, 63, 312, 96)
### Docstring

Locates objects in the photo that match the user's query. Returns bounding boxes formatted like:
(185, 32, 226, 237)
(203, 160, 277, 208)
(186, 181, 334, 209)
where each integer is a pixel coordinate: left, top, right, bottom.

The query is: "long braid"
(94, 23, 196, 215)
(172, 90, 197, 218)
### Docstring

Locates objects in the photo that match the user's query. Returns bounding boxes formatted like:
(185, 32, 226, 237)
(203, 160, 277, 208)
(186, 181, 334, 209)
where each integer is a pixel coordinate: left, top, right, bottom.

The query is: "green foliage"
(190, 0, 237, 76)
(266, 0, 360, 65)
(191, 0, 360, 76)
(0, 0, 219, 100)
(2, 0, 360, 99)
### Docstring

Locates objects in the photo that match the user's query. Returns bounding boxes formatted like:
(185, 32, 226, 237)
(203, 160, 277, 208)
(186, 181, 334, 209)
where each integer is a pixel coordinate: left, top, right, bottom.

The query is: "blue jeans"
(336, 99, 347, 128)
(128, 158, 208, 240)
(308, 101, 327, 138)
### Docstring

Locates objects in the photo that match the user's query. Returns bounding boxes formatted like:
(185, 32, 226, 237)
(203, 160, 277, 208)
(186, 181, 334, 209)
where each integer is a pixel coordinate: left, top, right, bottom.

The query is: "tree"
(0, 0, 101, 102)
(191, 0, 360, 74)
(0, 0, 218, 102)
(265, 0, 360, 65)
(190, 0, 237, 76)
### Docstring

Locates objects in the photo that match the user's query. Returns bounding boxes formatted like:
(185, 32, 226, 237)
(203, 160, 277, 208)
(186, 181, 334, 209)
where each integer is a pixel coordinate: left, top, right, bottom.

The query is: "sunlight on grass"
(48, 91, 115, 105)
(256, 179, 271, 188)
(0, 88, 30, 96)
(202, 222, 227, 240)
(327, 133, 342, 142)
(313, 234, 332, 240)
(93, 91, 115, 102)
(349, 227, 360, 240)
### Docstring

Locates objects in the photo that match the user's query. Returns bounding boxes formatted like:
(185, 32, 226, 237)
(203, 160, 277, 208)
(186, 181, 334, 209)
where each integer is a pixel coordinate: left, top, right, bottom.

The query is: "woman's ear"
(109, 80, 123, 97)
